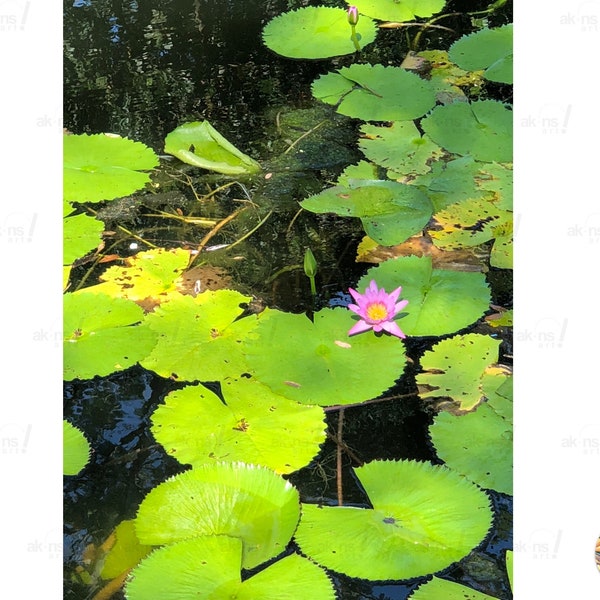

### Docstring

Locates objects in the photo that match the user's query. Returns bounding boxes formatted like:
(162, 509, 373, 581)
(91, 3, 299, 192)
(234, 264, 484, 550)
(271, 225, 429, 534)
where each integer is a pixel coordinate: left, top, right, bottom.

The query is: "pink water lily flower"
(347, 280, 408, 339)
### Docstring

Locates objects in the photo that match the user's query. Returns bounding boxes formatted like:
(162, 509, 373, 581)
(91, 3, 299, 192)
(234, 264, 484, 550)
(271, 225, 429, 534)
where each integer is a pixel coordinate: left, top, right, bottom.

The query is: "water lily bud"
(303, 247, 318, 278)
(347, 5, 359, 26)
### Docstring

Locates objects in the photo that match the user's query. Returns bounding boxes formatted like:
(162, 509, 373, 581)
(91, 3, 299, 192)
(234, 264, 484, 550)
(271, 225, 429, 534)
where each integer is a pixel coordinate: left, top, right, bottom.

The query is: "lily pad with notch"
(294, 459, 493, 581)
(353, 0, 447, 22)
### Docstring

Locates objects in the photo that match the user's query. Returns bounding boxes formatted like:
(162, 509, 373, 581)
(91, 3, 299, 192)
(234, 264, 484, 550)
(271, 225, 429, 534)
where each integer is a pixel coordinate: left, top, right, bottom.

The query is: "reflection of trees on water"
(63, 0, 332, 150)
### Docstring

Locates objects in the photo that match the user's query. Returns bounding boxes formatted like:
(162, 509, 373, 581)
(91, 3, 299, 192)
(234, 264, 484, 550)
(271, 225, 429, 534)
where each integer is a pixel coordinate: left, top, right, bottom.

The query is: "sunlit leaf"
(150, 379, 327, 474)
(417, 334, 501, 411)
(449, 24, 513, 84)
(295, 459, 492, 580)
(246, 308, 407, 406)
(353, 0, 446, 22)
(409, 576, 499, 599)
(135, 462, 300, 569)
(164, 121, 261, 175)
(140, 290, 260, 381)
(64, 292, 157, 381)
(312, 64, 436, 121)
(63, 212, 104, 265)
(125, 535, 335, 600)
(100, 520, 153, 580)
(64, 133, 159, 203)
(63, 420, 91, 475)
(421, 100, 512, 163)
(262, 6, 377, 59)
(356, 257, 491, 337)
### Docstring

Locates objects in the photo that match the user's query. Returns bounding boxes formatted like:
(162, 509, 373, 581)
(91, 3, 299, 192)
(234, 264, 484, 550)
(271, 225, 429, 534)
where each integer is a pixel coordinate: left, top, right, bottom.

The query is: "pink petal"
(380, 320, 406, 339)
(348, 319, 373, 336)
(394, 299, 409, 313)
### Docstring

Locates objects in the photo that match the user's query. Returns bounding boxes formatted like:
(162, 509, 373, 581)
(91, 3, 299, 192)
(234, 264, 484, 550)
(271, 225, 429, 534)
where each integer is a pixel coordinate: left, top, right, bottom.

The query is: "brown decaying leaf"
(357, 233, 489, 272)
(176, 264, 233, 296)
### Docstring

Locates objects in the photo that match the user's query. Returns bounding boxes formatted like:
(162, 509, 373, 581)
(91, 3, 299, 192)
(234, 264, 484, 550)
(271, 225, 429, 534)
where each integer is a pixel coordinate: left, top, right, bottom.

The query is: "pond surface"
(64, 1, 513, 598)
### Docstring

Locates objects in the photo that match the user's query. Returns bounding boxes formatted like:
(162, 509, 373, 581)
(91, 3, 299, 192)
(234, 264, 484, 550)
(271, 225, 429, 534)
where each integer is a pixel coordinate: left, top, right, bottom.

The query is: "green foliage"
(409, 576, 499, 599)
(300, 179, 433, 246)
(295, 459, 493, 580)
(164, 121, 261, 175)
(312, 64, 436, 121)
(262, 6, 377, 59)
(140, 290, 260, 381)
(150, 379, 327, 474)
(420, 100, 513, 163)
(449, 24, 513, 84)
(63, 212, 104, 266)
(125, 535, 335, 600)
(63, 133, 159, 203)
(134, 462, 300, 570)
(246, 308, 407, 406)
(63, 420, 91, 475)
(63, 292, 157, 381)
(356, 257, 491, 337)
(417, 334, 502, 411)
(100, 520, 153, 580)
(353, 0, 447, 22)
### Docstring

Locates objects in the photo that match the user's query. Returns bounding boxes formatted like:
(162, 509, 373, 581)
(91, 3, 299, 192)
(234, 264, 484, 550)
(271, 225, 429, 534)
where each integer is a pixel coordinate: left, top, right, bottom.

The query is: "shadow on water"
(64, 1, 513, 598)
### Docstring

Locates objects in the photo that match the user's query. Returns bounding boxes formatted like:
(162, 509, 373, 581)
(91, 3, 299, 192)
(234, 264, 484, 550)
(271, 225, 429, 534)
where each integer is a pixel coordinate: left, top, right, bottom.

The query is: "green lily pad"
(135, 462, 300, 570)
(356, 257, 491, 337)
(125, 535, 335, 600)
(409, 576, 498, 599)
(63, 212, 104, 265)
(506, 550, 513, 592)
(164, 121, 261, 175)
(336, 160, 381, 186)
(140, 290, 259, 381)
(417, 334, 502, 411)
(312, 64, 436, 121)
(100, 520, 153, 580)
(246, 308, 407, 406)
(150, 379, 327, 474)
(300, 179, 433, 246)
(84, 248, 190, 305)
(64, 133, 159, 203)
(63, 420, 91, 475)
(420, 100, 512, 163)
(449, 24, 513, 84)
(359, 122, 445, 178)
(430, 379, 512, 494)
(64, 292, 157, 381)
(262, 6, 377, 59)
(295, 459, 492, 581)
(354, 0, 447, 22)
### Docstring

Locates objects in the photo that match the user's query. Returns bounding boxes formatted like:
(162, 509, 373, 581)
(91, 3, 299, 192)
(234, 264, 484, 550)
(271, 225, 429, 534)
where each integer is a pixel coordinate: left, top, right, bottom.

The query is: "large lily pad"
(63, 212, 104, 265)
(359, 122, 444, 178)
(430, 377, 513, 494)
(356, 257, 491, 337)
(246, 308, 407, 406)
(353, 0, 447, 22)
(449, 24, 513, 84)
(63, 420, 91, 476)
(164, 121, 261, 175)
(64, 292, 157, 381)
(125, 535, 335, 600)
(409, 576, 499, 599)
(295, 459, 493, 580)
(135, 462, 300, 570)
(420, 100, 512, 163)
(262, 6, 377, 59)
(312, 64, 436, 121)
(100, 520, 153, 580)
(140, 290, 260, 381)
(64, 133, 159, 203)
(417, 334, 502, 411)
(300, 179, 433, 246)
(150, 379, 327, 474)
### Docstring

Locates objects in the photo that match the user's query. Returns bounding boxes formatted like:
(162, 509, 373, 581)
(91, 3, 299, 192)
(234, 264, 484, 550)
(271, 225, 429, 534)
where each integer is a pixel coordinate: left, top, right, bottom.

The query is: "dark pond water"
(64, 1, 513, 598)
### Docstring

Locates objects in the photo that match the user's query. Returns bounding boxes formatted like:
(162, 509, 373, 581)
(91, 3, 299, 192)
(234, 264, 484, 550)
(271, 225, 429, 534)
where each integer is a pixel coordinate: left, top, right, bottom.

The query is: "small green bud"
(347, 5, 359, 26)
(303, 248, 318, 278)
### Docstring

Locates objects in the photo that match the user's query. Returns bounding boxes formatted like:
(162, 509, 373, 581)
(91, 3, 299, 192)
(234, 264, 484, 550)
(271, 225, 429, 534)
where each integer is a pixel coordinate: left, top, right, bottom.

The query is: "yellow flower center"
(366, 302, 388, 321)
